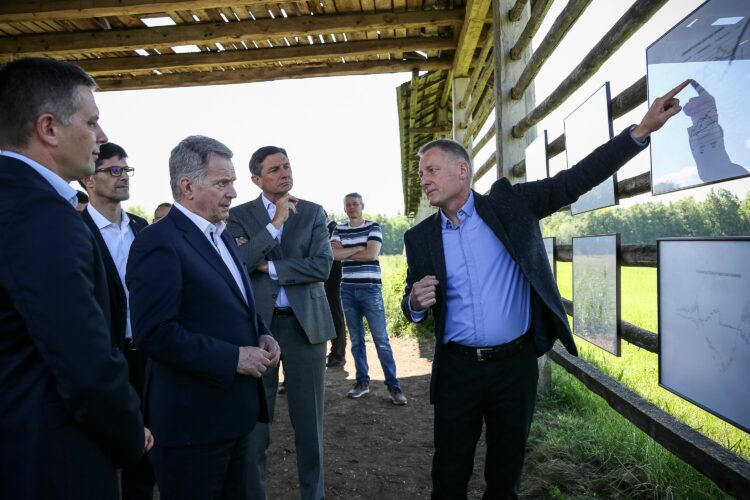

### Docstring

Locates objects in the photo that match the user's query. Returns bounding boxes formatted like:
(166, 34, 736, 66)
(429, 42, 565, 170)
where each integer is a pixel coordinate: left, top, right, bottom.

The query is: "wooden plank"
(509, 0, 552, 60)
(459, 32, 491, 106)
(77, 35, 456, 74)
(0, 1, 280, 22)
(507, 0, 528, 22)
(512, 0, 666, 138)
(96, 57, 451, 90)
(549, 345, 750, 498)
(451, 0, 491, 76)
(0, 8, 464, 56)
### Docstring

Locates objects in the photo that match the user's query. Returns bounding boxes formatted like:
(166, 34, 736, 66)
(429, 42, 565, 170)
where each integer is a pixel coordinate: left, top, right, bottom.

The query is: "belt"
(273, 307, 295, 317)
(121, 337, 137, 352)
(445, 335, 529, 362)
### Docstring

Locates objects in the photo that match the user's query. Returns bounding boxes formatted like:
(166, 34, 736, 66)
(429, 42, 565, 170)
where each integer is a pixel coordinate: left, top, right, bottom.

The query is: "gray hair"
(344, 192, 363, 204)
(0, 57, 96, 148)
(169, 135, 233, 200)
(418, 139, 474, 179)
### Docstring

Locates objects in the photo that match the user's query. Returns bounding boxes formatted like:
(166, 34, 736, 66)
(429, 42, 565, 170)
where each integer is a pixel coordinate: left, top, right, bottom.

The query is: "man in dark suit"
(402, 81, 689, 499)
(324, 211, 347, 368)
(0, 57, 147, 500)
(228, 146, 335, 500)
(80, 142, 154, 500)
(127, 135, 280, 500)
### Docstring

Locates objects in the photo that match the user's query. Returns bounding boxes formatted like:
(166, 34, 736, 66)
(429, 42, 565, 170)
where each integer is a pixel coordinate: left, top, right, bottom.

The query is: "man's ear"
(34, 113, 59, 147)
(180, 177, 194, 200)
(251, 175, 262, 189)
(458, 160, 469, 181)
(81, 175, 95, 191)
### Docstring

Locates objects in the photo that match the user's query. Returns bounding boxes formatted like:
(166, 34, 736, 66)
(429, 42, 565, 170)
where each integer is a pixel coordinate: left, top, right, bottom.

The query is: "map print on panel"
(659, 239, 750, 432)
(573, 234, 620, 356)
(565, 83, 617, 215)
(647, 0, 750, 195)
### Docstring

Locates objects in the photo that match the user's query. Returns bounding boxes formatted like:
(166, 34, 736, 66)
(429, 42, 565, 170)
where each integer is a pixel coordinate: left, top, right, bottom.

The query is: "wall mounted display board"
(572, 234, 621, 356)
(658, 238, 750, 432)
(564, 83, 617, 215)
(647, 0, 750, 195)
(525, 130, 549, 182)
(543, 237, 556, 279)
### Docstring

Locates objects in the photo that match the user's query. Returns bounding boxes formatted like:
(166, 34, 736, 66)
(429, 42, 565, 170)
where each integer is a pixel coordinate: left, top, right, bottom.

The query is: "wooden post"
(493, 0, 551, 391)
(452, 76, 471, 149)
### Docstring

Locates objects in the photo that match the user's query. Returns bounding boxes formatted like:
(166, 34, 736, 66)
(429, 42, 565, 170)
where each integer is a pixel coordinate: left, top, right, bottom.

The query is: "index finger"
(662, 79, 691, 101)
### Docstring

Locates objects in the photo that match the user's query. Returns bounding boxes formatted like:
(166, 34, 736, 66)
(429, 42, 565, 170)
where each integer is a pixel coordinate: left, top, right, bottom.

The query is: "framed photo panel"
(572, 234, 621, 356)
(543, 237, 556, 280)
(647, 0, 750, 195)
(658, 238, 750, 432)
(525, 130, 549, 182)
(564, 82, 617, 215)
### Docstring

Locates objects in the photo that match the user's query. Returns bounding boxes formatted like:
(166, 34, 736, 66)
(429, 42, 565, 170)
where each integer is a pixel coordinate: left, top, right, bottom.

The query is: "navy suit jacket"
(81, 208, 148, 348)
(126, 206, 270, 447)
(401, 127, 646, 403)
(0, 155, 145, 499)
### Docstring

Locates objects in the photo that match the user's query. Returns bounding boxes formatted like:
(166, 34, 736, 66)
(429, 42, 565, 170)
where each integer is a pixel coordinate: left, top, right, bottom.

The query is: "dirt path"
(267, 336, 490, 500)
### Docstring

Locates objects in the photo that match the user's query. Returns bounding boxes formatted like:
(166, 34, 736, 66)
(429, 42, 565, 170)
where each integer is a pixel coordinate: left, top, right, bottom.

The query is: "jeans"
(340, 283, 399, 388)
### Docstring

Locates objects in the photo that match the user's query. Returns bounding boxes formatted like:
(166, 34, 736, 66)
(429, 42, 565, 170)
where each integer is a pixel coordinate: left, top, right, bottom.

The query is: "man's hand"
(144, 427, 154, 452)
(256, 260, 269, 273)
(235, 236, 248, 246)
(236, 346, 273, 378)
(632, 79, 691, 141)
(410, 275, 439, 311)
(271, 194, 299, 228)
(258, 334, 281, 367)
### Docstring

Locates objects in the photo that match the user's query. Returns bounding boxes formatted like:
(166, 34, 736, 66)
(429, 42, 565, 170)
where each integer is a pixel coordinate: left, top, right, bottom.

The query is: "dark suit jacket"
(81, 207, 148, 348)
(401, 127, 646, 403)
(126, 206, 270, 447)
(0, 156, 145, 500)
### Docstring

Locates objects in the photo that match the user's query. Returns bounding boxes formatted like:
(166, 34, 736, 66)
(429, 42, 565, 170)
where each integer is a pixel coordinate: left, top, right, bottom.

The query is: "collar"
(86, 203, 130, 230)
(261, 193, 275, 212)
(439, 191, 475, 230)
(1, 151, 78, 208)
(173, 201, 226, 238)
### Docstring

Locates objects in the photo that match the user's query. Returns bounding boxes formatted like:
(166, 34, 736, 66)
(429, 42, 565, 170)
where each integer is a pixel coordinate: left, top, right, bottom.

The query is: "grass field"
(380, 255, 749, 497)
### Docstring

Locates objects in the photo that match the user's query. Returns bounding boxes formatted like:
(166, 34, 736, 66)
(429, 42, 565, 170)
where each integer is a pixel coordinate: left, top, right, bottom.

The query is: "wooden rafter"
(0, 9, 464, 57)
(451, 0, 490, 76)
(77, 36, 456, 75)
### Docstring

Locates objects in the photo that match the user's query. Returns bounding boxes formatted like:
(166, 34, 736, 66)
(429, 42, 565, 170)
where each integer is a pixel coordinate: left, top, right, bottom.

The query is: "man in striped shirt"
(331, 193, 407, 405)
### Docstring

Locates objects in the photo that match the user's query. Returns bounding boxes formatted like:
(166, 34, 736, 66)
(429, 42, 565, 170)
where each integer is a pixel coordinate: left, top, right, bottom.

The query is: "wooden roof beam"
(77, 36, 456, 75)
(451, 0, 491, 77)
(95, 58, 451, 91)
(0, 1, 271, 22)
(0, 9, 464, 57)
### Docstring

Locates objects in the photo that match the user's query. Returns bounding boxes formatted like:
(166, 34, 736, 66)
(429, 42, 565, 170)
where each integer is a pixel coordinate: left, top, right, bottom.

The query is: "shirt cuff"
(265, 223, 280, 240)
(408, 298, 427, 322)
(268, 261, 278, 280)
(629, 125, 649, 147)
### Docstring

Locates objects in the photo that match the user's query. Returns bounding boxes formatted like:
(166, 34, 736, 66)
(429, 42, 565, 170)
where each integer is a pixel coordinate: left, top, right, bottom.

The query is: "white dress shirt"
(86, 204, 137, 338)
(173, 202, 248, 303)
(261, 194, 291, 308)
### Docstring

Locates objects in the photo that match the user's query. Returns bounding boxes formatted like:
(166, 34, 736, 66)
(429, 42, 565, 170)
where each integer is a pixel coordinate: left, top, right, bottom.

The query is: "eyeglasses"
(94, 166, 135, 177)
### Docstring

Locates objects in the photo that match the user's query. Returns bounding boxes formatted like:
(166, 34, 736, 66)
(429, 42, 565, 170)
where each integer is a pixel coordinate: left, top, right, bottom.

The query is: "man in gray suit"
(228, 146, 334, 500)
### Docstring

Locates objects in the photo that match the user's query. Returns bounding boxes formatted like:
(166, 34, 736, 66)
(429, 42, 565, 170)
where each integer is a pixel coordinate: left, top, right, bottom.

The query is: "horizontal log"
(77, 36, 457, 75)
(472, 151, 496, 182)
(507, 0, 529, 22)
(96, 58, 451, 91)
(510, 0, 553, 60)
(556, 243, 656, 267)
(459, 34, 493, 108)
(0, 9, 465, 57)
(0, 1, 267, 22)
(410, 126, 452, 134)
(549, 345, 750, 498)
(559, 297, 657, 352)
(472, 124, 496, 156)
(512, 0, 667, 138)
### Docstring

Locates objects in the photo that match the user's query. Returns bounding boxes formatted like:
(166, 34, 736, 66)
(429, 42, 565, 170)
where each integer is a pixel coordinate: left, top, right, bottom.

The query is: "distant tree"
(125, 204, 151, 223)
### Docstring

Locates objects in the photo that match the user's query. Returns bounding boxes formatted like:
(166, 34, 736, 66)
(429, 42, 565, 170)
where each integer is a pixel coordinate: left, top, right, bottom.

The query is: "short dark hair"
(95, 142, 127, 167)
(249, 146, 287, 176)
(418, 139, 474, 178)
(344, 192, 363, 204)
(0, 57, 96, 149)
(156, 202, 172, 210)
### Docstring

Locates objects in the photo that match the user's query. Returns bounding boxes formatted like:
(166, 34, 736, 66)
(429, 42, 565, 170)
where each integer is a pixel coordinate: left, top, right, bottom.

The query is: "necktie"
(209, 229, 220, 252)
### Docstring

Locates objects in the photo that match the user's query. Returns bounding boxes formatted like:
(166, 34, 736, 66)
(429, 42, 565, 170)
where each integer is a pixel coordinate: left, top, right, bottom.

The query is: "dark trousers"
(121, 347, 155, 500)
(325, 279, 347, 360)
(431, 338, 538, 500)
(150, 433, 251, 500)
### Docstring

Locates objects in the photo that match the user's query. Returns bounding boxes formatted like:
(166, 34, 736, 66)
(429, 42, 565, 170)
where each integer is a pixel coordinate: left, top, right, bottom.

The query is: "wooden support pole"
(510, 0, 553, 60)
(464, 91, 495, 148)
(473, 151, 497, 183)
(452, 76, 471, 148)
(472, 125, 497, 158)
(460, 35, 493, 107)
(512, 0, 668, 139)
(460, 63, 494, 128)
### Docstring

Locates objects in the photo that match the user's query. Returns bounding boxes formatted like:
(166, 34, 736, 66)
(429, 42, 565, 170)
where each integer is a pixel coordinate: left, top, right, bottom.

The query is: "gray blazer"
(228, 195, 335, 345)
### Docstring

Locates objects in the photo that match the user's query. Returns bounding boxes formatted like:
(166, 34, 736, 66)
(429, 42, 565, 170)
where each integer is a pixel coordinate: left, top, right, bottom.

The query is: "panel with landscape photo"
(647, 0, 750, 195)
(573, 234, 620, 355)
(565, 83, 617, 215)
(658, 238, 750, 432)
(543, 237, 556, 279)
(525, 130, 549, 182)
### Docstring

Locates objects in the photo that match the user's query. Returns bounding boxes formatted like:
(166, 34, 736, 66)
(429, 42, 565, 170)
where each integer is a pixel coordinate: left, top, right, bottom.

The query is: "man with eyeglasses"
(80, 142, 155, 500)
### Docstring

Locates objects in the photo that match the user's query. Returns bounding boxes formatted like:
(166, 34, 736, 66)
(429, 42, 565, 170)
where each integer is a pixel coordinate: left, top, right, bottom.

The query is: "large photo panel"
(572, 234, 621, 356)
(565, 83, 617, 215)
(658, 238, 750, 433)
(525, 130, 549, 182)
(647, 0, 750, 195)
